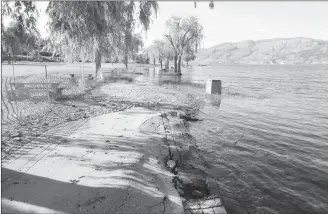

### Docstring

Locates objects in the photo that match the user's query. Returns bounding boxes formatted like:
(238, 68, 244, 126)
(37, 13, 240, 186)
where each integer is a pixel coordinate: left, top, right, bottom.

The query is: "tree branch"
(180, 25, 193, 47)
(164, 34, 176, 51)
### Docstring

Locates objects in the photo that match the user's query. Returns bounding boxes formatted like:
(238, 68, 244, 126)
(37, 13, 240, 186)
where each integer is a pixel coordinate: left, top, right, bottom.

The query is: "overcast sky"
(10, 1, 328, 49)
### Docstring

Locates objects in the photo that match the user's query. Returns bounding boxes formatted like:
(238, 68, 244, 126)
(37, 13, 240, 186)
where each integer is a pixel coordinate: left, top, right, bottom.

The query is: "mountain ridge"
(193, 37, 328, 65)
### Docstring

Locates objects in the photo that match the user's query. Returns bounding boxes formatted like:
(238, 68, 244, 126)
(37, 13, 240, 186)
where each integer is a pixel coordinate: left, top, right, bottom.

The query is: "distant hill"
(193, 38, 328, 65)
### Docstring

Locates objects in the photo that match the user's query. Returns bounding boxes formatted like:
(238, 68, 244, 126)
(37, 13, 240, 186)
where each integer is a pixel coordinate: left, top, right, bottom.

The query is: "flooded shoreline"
(127, 64, 328, 213)
(2, 63, 327, 213)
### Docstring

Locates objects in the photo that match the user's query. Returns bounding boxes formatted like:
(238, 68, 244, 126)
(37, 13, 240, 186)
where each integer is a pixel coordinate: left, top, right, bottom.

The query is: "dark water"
(136, 64, 328, 214)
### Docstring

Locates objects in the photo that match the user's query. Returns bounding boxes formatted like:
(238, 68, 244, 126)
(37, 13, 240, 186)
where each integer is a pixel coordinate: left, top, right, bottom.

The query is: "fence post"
(12, 63, 16, 84)
(45, 65, 51, 103)
(81, 49, 85, 92)
(82, 60, 85, 92)
(45, 65, 48, 78)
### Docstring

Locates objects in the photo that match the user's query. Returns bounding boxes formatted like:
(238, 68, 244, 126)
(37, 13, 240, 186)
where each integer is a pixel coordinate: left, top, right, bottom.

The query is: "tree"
(183, 43, 196, 66)
(46, 1, 158, 79)
(145, 55, 150, 64)
(148, 40, 166, 68)
(1, 1, 39, 62)
(163, 41, 174, 70)
(164, 16, 203, 73)
(144, 45, 156, 65)
(120, 3, 147, 69)
(123, 33, 143, 68)
(131, 34, 144, 60)
(2, 21, 39, 63)
(1, 1, 39, 34)
(2, 22, 21, 62)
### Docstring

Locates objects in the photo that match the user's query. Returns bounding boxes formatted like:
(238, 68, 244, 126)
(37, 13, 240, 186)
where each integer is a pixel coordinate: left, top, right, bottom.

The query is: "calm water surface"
(137, 64, 328, 214)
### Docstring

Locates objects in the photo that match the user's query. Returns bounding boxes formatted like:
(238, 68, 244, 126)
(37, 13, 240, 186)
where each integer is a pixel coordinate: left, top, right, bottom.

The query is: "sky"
(5, 1, 328, 49)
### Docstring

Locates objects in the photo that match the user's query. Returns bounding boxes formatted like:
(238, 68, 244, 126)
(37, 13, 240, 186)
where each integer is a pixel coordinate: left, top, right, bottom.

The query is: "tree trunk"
(1, 46, 3, 63)
(124, 54, 128, 69)
(153, 58, 155, 66)
(124, 47, 128, 69)
(177, 55, 182, 73)
(9, 46, 15, 64)
(165, 59, 169, 71)
(159, 58, 162, 69)
(174, 55, 178, 73)
(95, 49, 102, 79)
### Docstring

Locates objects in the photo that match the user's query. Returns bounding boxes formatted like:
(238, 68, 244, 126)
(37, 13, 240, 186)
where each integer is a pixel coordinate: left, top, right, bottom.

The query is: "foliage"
(131, 34, 144, 55)
(2, 21, 39, 58)
(1, 1, 39, 35)
(183, 43, 196, 65)
(135, 54, 149, 64)
(164, 16, 203, 72)
(144, 40, 165, 66)
(163, 41, 174, 61)
(123, 33, 144, 67)
(153, 40, 166, 60)
(46, 1, 158, 76)
(165, 16, 203, 56)
(145, 55, 150, 64)
(2, 22, 21, 57)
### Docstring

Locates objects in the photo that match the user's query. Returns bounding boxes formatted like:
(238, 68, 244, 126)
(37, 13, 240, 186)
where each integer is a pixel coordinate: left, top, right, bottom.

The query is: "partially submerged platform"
(2, 108, 182, 214)
(1, 107, 233, 214)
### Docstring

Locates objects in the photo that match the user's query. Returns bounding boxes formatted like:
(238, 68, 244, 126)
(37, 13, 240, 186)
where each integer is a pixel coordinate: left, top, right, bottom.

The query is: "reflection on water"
(204, 94, 221, 107)
(131, 64, 328, 214)
(136, 67, 183, 85)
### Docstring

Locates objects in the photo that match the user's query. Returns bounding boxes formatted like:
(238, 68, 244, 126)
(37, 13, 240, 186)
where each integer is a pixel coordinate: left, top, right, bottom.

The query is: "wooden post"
(45, 65, 48, 77)
(12, 63, 16, 84)
(45, 65, 51, 103)
(81, 48, 85, 92)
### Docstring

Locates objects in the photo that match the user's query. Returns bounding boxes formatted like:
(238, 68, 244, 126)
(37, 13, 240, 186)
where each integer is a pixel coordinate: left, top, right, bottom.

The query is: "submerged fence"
(1, 62, 157, 162)
(1, 63, 105, 162)
(1, 63, 97, 125)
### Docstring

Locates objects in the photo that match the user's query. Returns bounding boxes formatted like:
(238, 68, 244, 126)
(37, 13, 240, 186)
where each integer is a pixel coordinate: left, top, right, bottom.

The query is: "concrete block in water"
(206, 80, 221, 94)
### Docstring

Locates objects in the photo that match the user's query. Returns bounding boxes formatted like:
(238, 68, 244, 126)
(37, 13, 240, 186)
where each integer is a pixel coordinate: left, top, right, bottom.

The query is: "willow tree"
(1, 1, 39, 62)
(1, 1, 39, 34)
(46, 1, 158, 78)
(122, 33, 144, 68)
(130, 34, 144, 61)
(164, 16, 203, 73)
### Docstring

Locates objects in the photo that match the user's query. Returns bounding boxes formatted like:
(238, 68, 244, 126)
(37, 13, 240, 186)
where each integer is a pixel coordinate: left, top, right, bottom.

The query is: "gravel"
(1, 81, 204, 161)
(1, 92, 138, 161)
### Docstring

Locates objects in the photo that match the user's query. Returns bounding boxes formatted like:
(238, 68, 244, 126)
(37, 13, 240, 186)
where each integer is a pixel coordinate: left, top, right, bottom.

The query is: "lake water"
(137, 64, 328, 214)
